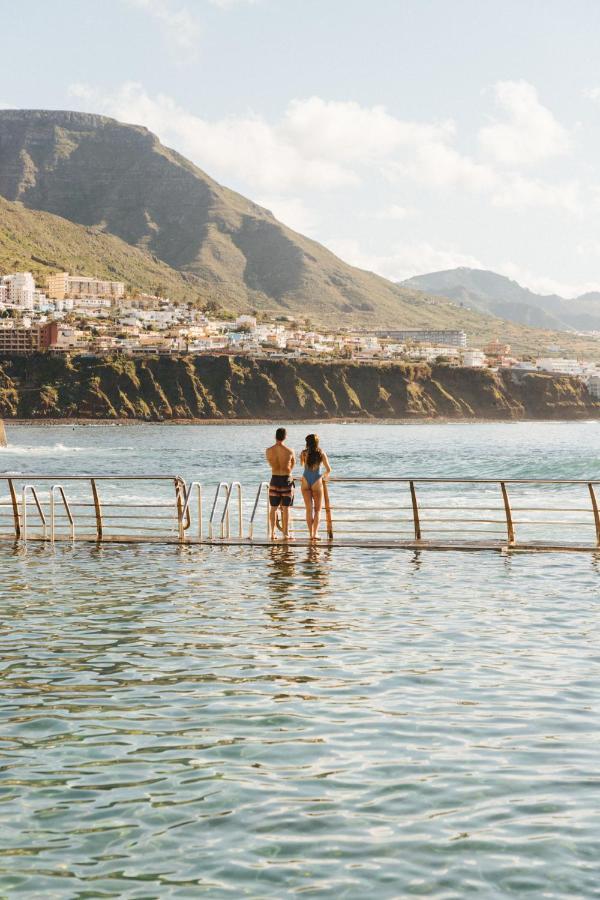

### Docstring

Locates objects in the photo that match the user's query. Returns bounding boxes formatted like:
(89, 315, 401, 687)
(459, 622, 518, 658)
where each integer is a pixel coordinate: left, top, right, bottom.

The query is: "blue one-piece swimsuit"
(303, 465, 322, 487)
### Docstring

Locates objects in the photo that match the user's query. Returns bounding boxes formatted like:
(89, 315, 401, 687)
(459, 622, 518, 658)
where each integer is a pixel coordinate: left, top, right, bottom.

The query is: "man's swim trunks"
(269, 475, 295, 508)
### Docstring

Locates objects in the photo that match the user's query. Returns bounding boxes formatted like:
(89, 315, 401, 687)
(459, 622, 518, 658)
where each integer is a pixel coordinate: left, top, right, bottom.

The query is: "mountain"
(0, 196, 204, 301)
(3, 111, 600, 357)
(403, 268, 600, 332)
(0, 108, 469, 328)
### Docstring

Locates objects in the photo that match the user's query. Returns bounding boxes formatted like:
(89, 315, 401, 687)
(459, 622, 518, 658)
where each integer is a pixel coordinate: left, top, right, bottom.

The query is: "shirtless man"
(265, 427, 295, 540)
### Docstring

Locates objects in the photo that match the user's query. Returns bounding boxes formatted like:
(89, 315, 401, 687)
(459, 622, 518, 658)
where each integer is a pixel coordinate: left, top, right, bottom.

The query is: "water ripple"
(1, 541, 600, 897)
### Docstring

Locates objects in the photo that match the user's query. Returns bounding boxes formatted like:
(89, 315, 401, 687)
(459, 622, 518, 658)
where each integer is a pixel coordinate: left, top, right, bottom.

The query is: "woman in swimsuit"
(300, 433, 332, 540)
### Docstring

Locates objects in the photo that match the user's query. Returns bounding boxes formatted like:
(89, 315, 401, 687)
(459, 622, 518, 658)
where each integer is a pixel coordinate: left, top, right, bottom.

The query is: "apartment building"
(377, 329, 467, 348)
(1, 272, 36, 309)
(0, 322, 55, 353)
(47, 272, 125, 300)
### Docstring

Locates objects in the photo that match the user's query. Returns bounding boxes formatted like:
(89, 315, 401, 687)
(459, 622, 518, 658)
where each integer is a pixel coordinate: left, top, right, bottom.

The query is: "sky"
(3, 0, 600, 298)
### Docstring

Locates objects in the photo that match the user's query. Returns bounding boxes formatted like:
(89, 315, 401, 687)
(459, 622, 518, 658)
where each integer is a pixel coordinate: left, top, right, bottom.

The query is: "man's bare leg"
(269, 505, 279, 540)
(281, 506, 291, 540)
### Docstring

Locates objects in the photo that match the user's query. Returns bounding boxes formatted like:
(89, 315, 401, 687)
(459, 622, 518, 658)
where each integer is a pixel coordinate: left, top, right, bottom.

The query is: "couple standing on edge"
(265, 428, 332, 541)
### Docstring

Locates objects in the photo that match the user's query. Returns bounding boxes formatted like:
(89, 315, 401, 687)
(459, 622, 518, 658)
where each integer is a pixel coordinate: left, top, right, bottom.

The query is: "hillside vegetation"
(0, 354, 597, 421)
(0, 196, 204, 302)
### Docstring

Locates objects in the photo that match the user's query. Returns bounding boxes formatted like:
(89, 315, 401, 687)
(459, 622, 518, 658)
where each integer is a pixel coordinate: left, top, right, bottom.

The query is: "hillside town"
(2, 269, 600, 397)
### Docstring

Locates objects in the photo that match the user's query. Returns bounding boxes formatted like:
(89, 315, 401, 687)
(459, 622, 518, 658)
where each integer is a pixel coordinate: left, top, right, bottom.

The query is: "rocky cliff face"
(0, 354, 596, 421)
(0, 109, 487, 329)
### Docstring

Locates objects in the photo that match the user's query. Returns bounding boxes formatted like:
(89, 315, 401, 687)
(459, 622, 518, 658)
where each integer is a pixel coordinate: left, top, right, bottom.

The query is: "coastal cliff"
(0, 354, 597, 421)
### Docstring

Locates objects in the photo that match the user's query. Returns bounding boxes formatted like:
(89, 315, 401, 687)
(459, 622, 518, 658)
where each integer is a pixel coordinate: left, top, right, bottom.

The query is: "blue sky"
(4, 0, 600, 296)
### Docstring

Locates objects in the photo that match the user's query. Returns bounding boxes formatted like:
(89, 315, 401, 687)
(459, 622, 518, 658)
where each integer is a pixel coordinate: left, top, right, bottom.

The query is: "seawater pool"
(1, 422, 600, 897)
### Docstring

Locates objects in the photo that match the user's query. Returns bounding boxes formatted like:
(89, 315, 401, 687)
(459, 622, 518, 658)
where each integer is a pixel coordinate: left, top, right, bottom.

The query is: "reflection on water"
(2, 543, 600, 897)
(266, 543, 333, 604)
(3, 423, 600, 897)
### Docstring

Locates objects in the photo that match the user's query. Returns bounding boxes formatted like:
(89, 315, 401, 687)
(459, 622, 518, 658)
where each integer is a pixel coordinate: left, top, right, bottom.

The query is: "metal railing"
(22, 485, 47, 540)
(221, 482, 243, 539)
(208, 482, 230, 539)
(0, 474, 599, 550)
(180, 481, 203, 541)
(323, 477, 600, 548)
(249, 481, 270, 540)
(0, 475, 185, 543)
(50, 484, 75, 541)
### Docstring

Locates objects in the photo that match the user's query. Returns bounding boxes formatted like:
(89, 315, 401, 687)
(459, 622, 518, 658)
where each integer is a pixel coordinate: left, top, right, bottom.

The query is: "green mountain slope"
(0, 196, 206, 301)
(0, 109, 498, 328)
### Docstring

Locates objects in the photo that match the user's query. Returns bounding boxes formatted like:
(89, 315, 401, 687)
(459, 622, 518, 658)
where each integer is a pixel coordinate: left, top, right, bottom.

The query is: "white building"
(2, 272, 36, 309)
(462, 349, 486, 368)
(536, 358, 583, 376)
(588, 375, 600, 399)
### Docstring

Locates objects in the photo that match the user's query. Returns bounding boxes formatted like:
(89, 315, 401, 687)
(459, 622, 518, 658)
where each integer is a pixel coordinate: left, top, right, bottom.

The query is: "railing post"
(323, 480, 334, 540)
(91, 478, 104, 541)
(197, 484, 203, 540)
(588, 483, 600, 546)
(175, 478, 189, 544)
(500, 481, 515, 545)
(409, 480, 421, 540)
(7, 478, 20, 540)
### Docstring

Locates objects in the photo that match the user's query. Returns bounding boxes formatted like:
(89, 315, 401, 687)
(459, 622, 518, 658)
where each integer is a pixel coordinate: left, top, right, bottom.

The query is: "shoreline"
(4, 415, 600, 427)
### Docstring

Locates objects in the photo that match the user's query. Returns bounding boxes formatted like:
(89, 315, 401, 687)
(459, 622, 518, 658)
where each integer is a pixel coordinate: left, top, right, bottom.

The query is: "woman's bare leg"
(301, 481, 313, 537)
(311, 483, 324, 539)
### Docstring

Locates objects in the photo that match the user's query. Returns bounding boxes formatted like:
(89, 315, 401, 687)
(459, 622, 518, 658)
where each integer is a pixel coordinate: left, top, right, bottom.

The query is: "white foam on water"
(0, 443, 137, 455)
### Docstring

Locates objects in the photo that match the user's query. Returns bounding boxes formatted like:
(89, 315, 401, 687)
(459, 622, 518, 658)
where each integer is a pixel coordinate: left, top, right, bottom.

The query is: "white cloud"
(67, 81, 583, 215)
(479, 80, 570, 166)
(584, 86, 600, 103)
(208, 0, 259, 6)
(491, 175, 581, 213)
(125, 0, 201, 53)
(255, 195, 317, 234)
(68, 83, 360, 190)
(372, 205, 414, 221)
(496, 261, 600, 299)
(326, 238, 483, 283)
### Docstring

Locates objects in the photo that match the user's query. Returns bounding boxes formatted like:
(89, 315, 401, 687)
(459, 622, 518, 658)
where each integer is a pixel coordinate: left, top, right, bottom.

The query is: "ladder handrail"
(50, 484, 75, 541)
(209, 482, 230, 539)
(22, 485, 47, 540)
(220, 481, 243, 539)
(249, 481, 270, 540)
(181, 482, 203, 540)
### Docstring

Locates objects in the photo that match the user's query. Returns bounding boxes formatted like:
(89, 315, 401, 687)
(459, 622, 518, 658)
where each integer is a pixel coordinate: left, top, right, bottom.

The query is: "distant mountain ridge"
(403, 268, 600, 332)
(0, 108, 476, 328)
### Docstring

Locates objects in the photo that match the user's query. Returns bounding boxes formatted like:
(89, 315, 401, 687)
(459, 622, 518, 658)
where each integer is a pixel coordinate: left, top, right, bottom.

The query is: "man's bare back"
(266, 442, 295, 475)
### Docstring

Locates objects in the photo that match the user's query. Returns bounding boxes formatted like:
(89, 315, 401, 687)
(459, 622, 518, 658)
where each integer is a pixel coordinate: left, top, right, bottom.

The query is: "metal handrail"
(249, 482, 270, 540)
(328, 477, 600, 485)
(0, 474, 598, 549)
(22, 485, 47, 540)
(324, 476, 600, 548)
(209, 482, 230, 539)
(50, 485, 75, 541)
(220, 482, 243, 539)
(180, 482, 203, 540)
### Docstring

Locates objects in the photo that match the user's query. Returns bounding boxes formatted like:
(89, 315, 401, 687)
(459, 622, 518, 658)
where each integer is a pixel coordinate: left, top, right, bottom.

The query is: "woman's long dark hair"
(304, 433, 323, 469)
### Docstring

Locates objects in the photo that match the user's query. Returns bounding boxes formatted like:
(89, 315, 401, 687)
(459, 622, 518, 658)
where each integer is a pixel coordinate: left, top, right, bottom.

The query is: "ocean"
(1, 422, 600, 897)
